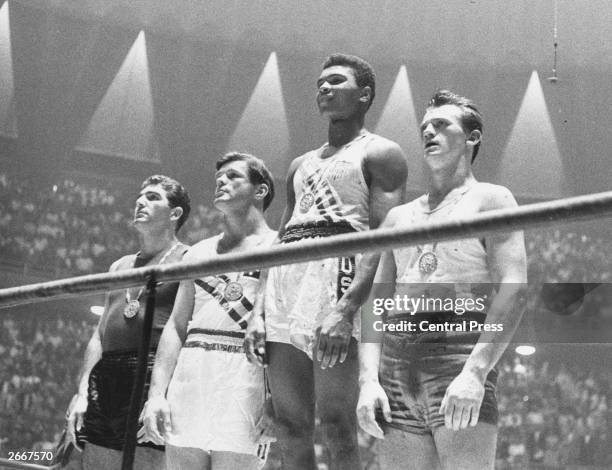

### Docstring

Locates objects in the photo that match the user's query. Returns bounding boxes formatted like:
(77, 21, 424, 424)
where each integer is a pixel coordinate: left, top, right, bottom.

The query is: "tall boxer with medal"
(142, 152, 275, 470)
(357, 91, 527, 470)
(244, 54, 407, 470)
(65, 175, 190, 470)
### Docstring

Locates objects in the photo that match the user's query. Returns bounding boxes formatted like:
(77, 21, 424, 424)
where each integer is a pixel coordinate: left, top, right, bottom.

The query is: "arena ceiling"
(12, 0, 612, 68)
(2, 0, 612, 204)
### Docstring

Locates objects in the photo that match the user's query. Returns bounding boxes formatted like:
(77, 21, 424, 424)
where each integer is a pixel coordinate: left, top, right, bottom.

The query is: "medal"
(224, 281, 243, 301)
(418, 251, 438, 275)
(124, 299, 140, 318)
(123, 242, 181, 319)
(299, 193, 315, 213)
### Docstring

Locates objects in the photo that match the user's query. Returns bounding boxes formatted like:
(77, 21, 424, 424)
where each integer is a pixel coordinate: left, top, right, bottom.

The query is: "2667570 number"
(8, 451, 53, 461)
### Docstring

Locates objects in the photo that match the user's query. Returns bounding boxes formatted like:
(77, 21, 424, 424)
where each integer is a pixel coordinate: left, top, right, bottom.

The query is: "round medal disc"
(224, 281, 243, 301)
(418, 251, 438, 275)
(299, 193, 315, 213)
(124, 299, 140, 319)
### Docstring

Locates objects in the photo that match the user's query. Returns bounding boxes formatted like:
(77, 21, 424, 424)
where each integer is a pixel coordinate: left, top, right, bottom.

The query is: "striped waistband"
(187, 327, 245, 339)
(281, 220, 356, 243)
(185, 328, 244, 353)
(183, 341, 244, 354)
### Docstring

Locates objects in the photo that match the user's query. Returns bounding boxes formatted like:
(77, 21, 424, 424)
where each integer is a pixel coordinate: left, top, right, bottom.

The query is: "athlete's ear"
(255, 183, 269, 201)
(359, 86, 372, 105)
(466, 129, 482, 146)
(170, 206, 183, 222)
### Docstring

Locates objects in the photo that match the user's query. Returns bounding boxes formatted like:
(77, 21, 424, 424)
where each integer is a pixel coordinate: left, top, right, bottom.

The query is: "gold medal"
(224, 281, 243, 301)
(299, 193, 315, 213)
(124, 299, 140, 318)
(418, 251, 438, 275)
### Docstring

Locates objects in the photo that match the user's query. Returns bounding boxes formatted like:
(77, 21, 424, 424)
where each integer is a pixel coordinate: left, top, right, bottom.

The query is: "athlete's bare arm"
(356, 207, 402, 438)
(440, 184, 527, 430)
(141, 279, 195, 444)
(65, 258, 124, 448)
(316, 139, 407, 369)
(245, 155, 306, 367)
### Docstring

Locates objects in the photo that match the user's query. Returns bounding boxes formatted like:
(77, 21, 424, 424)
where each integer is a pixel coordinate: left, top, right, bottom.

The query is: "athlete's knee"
(274, 413, 315, 442)
(318, 415, 358, 455)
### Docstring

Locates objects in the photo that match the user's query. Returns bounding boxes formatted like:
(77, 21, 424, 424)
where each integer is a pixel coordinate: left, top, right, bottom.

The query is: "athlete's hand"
(244, 314, 267, 367)
(65, 393, 87, 451)
(140, 396, 172, 445)
(251, 396, 277, 444)
(439, 370, 485, 431)
(315, 312, 353, 369)
(357, 380, 391, 439)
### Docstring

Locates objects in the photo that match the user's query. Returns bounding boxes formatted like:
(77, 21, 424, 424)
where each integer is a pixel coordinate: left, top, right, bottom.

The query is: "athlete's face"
(420, 104, 470, 169)
(316, 65, 364, 119)
(214, 160, 258, 210)
(133, 184, 176, 230)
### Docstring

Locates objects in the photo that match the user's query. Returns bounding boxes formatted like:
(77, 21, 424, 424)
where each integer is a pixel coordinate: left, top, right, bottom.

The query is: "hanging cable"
(548, 0, 559, 83)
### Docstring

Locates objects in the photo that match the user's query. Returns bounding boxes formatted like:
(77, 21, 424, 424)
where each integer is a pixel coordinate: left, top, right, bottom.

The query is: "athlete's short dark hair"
(323, 53, 376, 109)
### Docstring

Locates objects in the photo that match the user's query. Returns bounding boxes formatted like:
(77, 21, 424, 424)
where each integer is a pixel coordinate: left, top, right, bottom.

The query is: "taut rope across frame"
(1, 190, 612, 309)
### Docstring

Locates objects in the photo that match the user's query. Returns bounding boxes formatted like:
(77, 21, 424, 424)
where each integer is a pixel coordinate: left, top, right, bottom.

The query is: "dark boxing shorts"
(78, 349, 163, 451)
(379, 312, 498, 434)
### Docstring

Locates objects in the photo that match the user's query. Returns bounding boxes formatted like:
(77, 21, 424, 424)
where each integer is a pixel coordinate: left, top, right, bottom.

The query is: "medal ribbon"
(193, 275, 253, 329)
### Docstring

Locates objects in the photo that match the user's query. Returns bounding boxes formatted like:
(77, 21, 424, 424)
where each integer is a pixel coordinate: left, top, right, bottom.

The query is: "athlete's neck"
(427, 172, 476, 210)
(220, 208, 270, 248)
(327, 117, 366, 148)
(138, 230, 179, 259)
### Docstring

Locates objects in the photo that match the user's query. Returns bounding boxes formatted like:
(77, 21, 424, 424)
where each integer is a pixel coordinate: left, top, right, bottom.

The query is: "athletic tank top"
(100, 243, 189, 351)
(187, 233, 275, 334)
(286, 132, 376, 232)
(393, 183, 493, 312)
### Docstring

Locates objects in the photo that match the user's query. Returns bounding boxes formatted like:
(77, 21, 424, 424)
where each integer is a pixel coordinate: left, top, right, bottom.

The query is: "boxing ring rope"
(1, 189, 612, 470)
(2, 190, 612, 309)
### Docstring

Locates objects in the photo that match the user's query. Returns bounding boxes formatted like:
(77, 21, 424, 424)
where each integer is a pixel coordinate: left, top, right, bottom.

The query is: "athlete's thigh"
(313, 338, 359, 418)
(211, 450, 260, 470)
(377, 427, 441, 470)
(165, 444, 210, 470)
(433, 422, 497, 470)
(266, 342, 315, 424)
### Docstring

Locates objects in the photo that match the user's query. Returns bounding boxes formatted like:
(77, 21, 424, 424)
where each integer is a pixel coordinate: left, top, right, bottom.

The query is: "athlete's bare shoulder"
(364, 134, 406, 165)
(286, 150, 316, 181)
(109, 254, 136, 272)
(379, 197, 419, 229)
(363, 134, 408, 189)
(186, 234, 222, 260)
(472, 181, 518, 212)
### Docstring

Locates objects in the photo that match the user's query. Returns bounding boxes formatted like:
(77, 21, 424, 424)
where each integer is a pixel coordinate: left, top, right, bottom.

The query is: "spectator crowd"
(0, 172, 223, 275)
(495, 350, 612, 469)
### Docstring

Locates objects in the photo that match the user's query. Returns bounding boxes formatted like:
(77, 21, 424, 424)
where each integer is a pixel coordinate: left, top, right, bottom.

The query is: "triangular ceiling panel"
(9, 3, 138, 177)
(0, 1, 16, 138)
(227, 52, 290, 164)
(77, 31, 159, 162)
(498, 71, 565, 199)
(375, 65, 424, 193)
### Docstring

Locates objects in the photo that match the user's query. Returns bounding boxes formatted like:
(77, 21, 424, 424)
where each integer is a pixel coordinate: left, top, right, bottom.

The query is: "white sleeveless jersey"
(392, 183, 493, 310)
(286, 132, 380, 232)
(187, 233, 274, 335)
